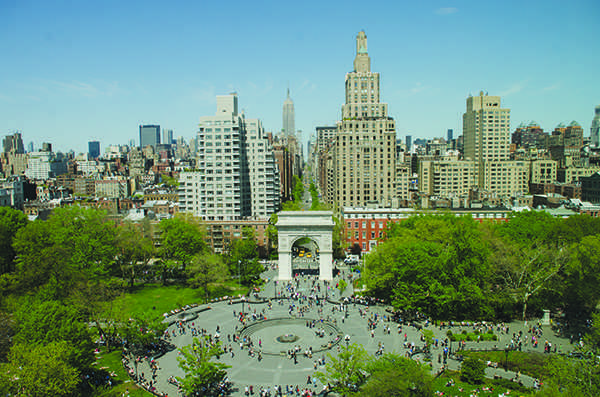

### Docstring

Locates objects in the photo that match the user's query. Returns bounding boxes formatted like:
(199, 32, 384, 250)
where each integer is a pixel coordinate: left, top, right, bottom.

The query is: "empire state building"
(282, 89, 295, 136)
(333, 31, 397, 208)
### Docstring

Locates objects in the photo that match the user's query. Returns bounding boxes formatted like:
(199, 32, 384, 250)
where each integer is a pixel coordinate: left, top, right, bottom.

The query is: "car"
(307, 252, 312, 258)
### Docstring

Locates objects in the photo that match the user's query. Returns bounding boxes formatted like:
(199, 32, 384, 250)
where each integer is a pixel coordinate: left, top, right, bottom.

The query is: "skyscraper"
(462, 92, 528, 195)
(282, 89, 295, 136)
(463, 92, 510, 162)
(162, 129, 174, 146)
(447, 129, 453, 142)
(179, 94, 280, 221)
(405, 135, 412, 153)
(2, 132, 24, 154)
(591, 105, 600, 148)
(332, 31, 396, 208)
(139, 125, 161, 148)
(88, 141, 100, 159)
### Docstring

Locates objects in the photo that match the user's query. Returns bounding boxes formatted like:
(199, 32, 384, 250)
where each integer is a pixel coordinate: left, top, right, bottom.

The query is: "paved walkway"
(132, 266, 574, 396)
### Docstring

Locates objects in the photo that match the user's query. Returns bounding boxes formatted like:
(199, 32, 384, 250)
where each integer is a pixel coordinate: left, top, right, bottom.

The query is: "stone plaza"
(128, 265, 575, 396)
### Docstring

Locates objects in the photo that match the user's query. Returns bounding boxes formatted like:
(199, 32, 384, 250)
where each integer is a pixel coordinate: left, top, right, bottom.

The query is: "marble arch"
(276, 211, 334, 280)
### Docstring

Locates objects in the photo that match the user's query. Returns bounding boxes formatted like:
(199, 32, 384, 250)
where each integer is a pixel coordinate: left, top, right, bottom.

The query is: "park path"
(131, 266, 572, 396)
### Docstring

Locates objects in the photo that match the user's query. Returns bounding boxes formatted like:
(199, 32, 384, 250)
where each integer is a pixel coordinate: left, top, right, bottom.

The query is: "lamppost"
(504, 346, 510, 372)
(237, 260, 241, 290)
(238, 260, 244, 315)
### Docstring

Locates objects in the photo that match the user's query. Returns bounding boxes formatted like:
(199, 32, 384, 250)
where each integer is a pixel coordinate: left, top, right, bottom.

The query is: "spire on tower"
(353, 30, 371, 73)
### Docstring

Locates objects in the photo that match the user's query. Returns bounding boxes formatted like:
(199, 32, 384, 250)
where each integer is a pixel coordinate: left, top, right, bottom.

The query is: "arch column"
(276, 211, 334, 281)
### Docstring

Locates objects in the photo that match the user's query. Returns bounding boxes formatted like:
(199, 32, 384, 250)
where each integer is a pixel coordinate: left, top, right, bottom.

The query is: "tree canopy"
(364, 211, 600, 321)
(176, 335, 230, 396)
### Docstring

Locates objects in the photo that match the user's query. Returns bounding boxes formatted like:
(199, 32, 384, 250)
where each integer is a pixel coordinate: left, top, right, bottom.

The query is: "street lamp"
(237, 260, 241, 290)
(504, 346, 510, 372)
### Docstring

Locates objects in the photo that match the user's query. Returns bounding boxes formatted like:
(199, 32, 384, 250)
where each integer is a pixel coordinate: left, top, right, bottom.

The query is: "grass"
(94, 348, 152, 397)
(460, 351, 549, 379)
(111, 281, 249, 321)
(448, 331, 498, 342)
(433, 371, 533, 397)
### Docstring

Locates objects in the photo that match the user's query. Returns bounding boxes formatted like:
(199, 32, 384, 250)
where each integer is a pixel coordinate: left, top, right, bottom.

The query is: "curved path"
(133, 267, 574, 396)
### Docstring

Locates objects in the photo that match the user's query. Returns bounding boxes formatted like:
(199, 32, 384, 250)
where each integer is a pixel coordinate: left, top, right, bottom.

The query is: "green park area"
(0, 204, 600, 396)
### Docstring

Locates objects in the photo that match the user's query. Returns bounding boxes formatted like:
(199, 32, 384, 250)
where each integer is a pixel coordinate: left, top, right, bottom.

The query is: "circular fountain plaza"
(126, 266, 573, 396)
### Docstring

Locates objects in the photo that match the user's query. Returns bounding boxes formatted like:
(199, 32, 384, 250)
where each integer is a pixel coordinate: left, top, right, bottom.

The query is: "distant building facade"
(139, 125, 161, 149)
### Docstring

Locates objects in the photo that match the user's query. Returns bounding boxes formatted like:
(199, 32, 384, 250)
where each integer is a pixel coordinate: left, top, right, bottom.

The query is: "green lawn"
(94, 348, 152, 397)
(433, 371, 533, 396)
(111, 281, 248, 321)
(461, 351, 549, 379)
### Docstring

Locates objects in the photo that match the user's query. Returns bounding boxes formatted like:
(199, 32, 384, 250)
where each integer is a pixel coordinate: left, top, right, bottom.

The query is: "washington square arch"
(276, 211, 334, 280)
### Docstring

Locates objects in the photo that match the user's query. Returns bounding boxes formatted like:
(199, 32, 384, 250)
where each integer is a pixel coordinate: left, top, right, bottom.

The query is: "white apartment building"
(245, 118, 280, 217)
(25, 151, 67, 180)
(179, 94, 280, 220)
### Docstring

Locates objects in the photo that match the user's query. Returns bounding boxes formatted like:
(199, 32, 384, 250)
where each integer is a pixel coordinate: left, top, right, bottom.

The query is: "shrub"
(460, 357, 486, 384)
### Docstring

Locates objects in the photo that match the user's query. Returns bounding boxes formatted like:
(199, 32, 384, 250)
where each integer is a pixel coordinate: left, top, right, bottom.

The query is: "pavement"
(131, 266, 575, 396)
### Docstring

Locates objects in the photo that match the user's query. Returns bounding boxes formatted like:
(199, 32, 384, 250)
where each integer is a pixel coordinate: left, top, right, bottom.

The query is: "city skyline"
(0, 0, 599, 153)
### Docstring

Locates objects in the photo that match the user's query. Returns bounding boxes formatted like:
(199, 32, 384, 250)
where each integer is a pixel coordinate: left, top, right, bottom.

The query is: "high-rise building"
(282, 89, 295, 136)
(3, 132, 24, 154)
(163, 129, 174, 146)
(315, 126, 337, 153)
(447, 129, 453, 142)
(139, 125, 161, 149)
(591, 105, 600, 148)
(332, 31, 397, 208)
(405, 135, 412, 153)
(463, 92, 511, 162)
(462, 92, 528, 195)
(88, 141, 100, 159)
(41, 142, 52, 152)
(245, 119, 280, 217)
(179, 94, 280, 221)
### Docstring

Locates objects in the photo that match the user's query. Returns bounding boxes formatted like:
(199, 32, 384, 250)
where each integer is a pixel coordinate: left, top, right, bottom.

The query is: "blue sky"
(0, 0, 598, 154)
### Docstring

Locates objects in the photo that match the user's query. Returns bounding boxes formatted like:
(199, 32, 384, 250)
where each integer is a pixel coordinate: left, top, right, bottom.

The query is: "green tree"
(11, 206, 117, 297)
(358, 353, 433, 397)
(0, 341, 79, 397)
(338, 279, 348, 295)
(228, 227, 263, 285)
(292, 175, 304, 203)
(115, 221, 155, 287)
(159, 214, 207, 270)
(537, 312, 600, 396)
(0, 311, 13, 362)
(0, 207, 27, 275)
(495, 211, 570, 320)
(266, 213, 279, 259)
(562, 235, 600, 318)
(315, 343, 370, 396)
(13, 300, 95, 370)
(176, 335, 230, 397)
(188, 253, 229, 302)
(460, 357, 486, 384)
(120, 313, 168, 354)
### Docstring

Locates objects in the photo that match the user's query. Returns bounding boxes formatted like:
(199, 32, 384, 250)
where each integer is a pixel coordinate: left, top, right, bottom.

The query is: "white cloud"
(435, 7, 458, 15)
(300, 79, 317, 92)
(500, 82, 525, 97)
(543, 83, 561, 92)
(39, 79, 125, 98)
